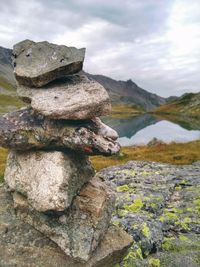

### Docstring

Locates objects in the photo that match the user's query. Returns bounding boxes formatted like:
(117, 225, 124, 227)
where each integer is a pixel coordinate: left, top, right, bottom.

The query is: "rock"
(92, 117, 118, 140)
(147, 137, 165, 147)
(13, 40, 85, 87)
(97, 160, 200, 267)
(4, 150, 94, 212)
(0, 108, 120, 155)
(17, 75, 111, 120)
(13, 176, 116, 262)
(0, 184, 132, 266)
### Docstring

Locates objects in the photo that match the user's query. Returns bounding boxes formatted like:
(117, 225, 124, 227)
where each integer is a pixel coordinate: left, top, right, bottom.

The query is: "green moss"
(123, 246, 143, 266)
(116, 184, 130, 192)
(176, 217, 192, 231)
(162, 237, 175, 251)
(112, 220, 120, 226)
(148, 258, 161, 267)
(180, 179, 187, 184)
(193, 198, 200, 214)
(186, 207, 193, 212)
(118, 209, 129, 217)
(175, 185, 182, 190)
(159, 212, 179, 222)
(141, 170, 152, 176)
(179, 235, 189, 241)
(121, 169, 136, 177)
(169, 207, 183, 214)
(123, 198, 143, 213)
(142, 223, 150, 238)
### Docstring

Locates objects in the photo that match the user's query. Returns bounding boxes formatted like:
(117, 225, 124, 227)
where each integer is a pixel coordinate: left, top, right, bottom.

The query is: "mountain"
(0, 45, 166, 113)
(154, 92, 200, 117)
(0, 46, 15, 86)
(0, 47, 23, 115)
(85, 73, 166, 111)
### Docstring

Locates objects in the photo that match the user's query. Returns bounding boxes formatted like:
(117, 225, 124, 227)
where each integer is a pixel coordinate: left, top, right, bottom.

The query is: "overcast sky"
(1, 0, 200, 97)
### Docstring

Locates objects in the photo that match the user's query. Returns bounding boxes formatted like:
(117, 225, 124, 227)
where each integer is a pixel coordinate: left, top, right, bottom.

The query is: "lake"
(103, 114, 200, 146)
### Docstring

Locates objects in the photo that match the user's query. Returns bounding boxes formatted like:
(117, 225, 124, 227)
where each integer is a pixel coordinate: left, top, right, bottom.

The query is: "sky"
(1, 0, 200, 97)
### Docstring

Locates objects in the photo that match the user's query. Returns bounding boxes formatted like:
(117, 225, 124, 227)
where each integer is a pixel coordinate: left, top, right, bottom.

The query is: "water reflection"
(103, 114, 200, 146)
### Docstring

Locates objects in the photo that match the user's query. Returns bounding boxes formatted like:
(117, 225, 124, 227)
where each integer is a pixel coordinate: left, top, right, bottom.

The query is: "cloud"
(0, 0, 200, 96)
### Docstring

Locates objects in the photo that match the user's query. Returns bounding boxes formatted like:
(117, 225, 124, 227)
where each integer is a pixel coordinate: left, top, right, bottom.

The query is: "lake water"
(103, 114, 200, 146)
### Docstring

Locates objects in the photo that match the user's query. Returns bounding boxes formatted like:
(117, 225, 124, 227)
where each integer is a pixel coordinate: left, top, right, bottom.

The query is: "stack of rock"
(1, 40, 132, 267)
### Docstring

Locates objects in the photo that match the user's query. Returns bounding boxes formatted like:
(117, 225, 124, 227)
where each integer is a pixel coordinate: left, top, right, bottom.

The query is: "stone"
(0, 185, 133, 267)
(92, 117, 118, 140)
(4, 150, 94, 212)
(0, 108, 120, 155)
(17, 75, 111, 120)
(97, 161, 200, 267)
(13, 176, 116, 262)
(13, 40, 85, 87)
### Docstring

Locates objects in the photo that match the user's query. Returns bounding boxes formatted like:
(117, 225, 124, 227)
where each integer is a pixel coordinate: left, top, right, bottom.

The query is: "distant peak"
(126, 79, 133, 84)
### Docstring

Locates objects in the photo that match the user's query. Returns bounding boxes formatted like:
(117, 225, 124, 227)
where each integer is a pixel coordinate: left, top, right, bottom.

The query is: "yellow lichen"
(142, 223, 150, 238)
(148, 258, 161, 267)
(116, 184, 130, 192)
(123, 198, 143, 213)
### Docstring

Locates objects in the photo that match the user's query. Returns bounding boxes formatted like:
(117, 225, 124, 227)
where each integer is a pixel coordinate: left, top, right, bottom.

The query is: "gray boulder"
(0, 108, 120, 155)
(13, 176, 116, 262)
(4, 150, 94, 212)
(17, 75, 111, 120)
(0, 184, 133, 267)
(13, 40, 85, 87)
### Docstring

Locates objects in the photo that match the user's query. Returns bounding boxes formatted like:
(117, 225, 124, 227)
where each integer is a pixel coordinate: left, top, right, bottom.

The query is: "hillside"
(0, 45, 166, 114)
(0, 47, 23, 115)
(154, 92, 200, 117)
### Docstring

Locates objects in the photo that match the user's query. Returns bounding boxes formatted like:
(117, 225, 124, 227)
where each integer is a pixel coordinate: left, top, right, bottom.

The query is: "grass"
(110, 104, 144, 118)
(0, 77, 15, 92)
(91, 140, 200, 171)
(0, 94, 24, 114)
(0, 148, 8, 183)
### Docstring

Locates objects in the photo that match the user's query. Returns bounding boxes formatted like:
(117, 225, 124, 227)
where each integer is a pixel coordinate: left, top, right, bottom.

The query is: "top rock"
(12, 40, 85, 87)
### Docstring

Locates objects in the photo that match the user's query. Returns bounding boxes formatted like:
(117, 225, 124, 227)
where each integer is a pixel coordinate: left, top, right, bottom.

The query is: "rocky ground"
(0, 160, 200, 266)
(98, 160, 200, 267)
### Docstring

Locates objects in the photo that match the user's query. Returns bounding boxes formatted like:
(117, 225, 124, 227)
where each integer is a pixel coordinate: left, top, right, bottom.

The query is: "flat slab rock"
(13, 40, 85, 87)
(17, 75, 111, 120)
(5, 150, 94, 212)
(97, 160, 200, 267)
(0, 185, 132, 267)
(0, 108, 120, 155)
(12, 176, 117, 262)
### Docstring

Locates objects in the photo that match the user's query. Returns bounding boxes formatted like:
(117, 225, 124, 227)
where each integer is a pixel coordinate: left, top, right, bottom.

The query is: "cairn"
(0, 40, 132, 266)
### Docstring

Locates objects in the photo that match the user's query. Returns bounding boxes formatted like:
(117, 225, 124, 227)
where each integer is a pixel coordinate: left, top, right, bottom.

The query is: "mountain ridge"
(85, 72, 166, 110)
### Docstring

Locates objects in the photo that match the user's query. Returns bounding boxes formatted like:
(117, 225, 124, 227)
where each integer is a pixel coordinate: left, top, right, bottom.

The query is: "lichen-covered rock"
(17, 75, 111, 120)
(0, 108, 120, 155)
(4, 150, 94, 212)
(13, 40, 85, 87)
(97, 161, 200, 267)
(0, 185, 133, 267)
(13, 176, 116, 262)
